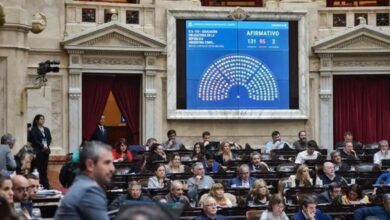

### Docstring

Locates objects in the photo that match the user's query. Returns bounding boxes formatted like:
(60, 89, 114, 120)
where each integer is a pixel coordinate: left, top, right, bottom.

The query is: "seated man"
(201, 131, 219, 152)
(0, 133, 17, 175)
(295, 140, 321, 164)
(248, 152, 269, 172)
(194, 196, 227, 220)
(25, 174, 39, 199)
(162, 129, 184, 151)
(317, 162, 348, 187)
(293, 130, 307, 151)
(354, 193, 390, 220)
(108, 181, 152, 210)
(201, 152, 222, 173)
(227, 164, 256, 188)
(335, 131, 362, 149)
(375, 171, 390, 185)
(187, 162, 215, 202)
(264, 131, 292, 153)
(12, 175, 33, 219)
(293, 195, 332, 220)
(165, 180, 191, 208)
(338, 141, 359, 160)
(316, 182, 342, 204)
(374, 140, 390, 166)
(330, 151, 350, 172)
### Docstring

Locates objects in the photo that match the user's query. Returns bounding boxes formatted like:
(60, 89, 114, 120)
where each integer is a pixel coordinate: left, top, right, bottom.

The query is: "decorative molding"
(228, 7, 250, 21)
(81, 32, 147, 47)
(319, 93, 331, 100)
(67, 50, 84, 54)
(82, 56, 144, 65)
(144, 92, 157, 99)
(333, 59, 390, 67)
(71, 55, 79, 64)
(330, 35, 390, 49)
(144, 52, 161, 56)
(69, 92, 81, 100)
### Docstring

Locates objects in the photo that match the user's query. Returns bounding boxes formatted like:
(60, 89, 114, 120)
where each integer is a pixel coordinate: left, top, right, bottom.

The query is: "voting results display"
(176, 20, 299, 110)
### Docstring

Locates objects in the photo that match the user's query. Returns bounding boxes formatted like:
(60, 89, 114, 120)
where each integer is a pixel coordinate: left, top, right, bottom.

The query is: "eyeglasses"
(14, 187, 29, 193)
(204, 203, 218, 207)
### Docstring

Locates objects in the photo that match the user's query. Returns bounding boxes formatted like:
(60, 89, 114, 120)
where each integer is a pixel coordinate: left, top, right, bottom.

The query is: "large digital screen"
(176, 19, 298, 110)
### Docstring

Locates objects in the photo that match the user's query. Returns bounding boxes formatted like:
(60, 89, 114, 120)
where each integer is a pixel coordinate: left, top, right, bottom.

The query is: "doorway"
(333, 75, 390, 145)
(82, 74, 141, 146)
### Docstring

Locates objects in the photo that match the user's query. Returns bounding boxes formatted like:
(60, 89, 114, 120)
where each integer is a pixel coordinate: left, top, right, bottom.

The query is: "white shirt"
(373, 151, 390, 165)
(295, 150, 320, 164)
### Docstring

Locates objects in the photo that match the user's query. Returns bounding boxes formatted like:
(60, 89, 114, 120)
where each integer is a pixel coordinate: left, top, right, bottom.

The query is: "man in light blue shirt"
(264, 131, 291, 153)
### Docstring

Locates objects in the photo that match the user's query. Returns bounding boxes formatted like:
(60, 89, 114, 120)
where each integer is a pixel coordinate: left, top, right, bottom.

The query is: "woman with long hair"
(246, 179, 269, 206)
(192, 142, 204, 161)
(341, 184, 370, 204)
(0, 176, 14, 205)
(216, 142, 236, 166)
(29, 114, 52, 189)
(165, 153, 185, 174)
(112, 138, 133, 162)
(288, 164, 313, 188)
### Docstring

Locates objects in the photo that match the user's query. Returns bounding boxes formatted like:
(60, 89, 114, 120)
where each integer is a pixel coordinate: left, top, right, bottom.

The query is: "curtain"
(333, 75, 390, 145)
(111, 75, 140, 144)
(82, 75, 114, 141)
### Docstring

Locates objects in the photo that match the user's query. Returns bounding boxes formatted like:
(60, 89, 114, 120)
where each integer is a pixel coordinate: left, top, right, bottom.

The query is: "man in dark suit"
(91, 115, 108, 143)
(227, 164, 256, 188)
(55, 141, 115, 220)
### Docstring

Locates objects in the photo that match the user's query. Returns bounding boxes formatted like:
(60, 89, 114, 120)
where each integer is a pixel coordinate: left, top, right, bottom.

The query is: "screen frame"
(167, 8, 309, 119)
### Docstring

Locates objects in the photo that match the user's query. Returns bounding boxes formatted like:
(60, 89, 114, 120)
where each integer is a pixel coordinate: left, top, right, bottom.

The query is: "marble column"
(319, 54, 333, 152)
(144, 53, 158, 142)
(68, 53, 82, 153)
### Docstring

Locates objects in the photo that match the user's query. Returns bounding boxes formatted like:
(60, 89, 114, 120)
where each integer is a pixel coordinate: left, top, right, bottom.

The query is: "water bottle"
(32, 169, 39, 178)
(32, 207, 42, 220)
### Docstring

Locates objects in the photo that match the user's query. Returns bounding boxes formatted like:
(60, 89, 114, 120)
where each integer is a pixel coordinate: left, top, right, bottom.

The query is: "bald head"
(12, 175, 29, 202)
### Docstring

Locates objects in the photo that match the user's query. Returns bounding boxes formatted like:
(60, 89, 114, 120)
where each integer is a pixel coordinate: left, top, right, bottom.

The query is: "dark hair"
(0, 195, 19, 220)
(146, 137, 157, 146)
(150, 143, 162, 153)
(153, 163, 165, 173)
(202, 131, 210, 138)
(115, 203, 172, 220)
(271, 131, 280, 137)
(307, 140, 318, 149)
(115, 138, 128, 154)
(347, 184, 364, 200)
(301, 195, 317, 208)
(167, 130, 176, 137)
(169, 153, 180, 162)
(32, 114, 45, 127)
(0, 175, 11, 188)
(79, 141, 111, 171)
(128, 181, 141, 190)
(204, 152, 214, 160)
(298, 130, 306, 137)
(328, 182, 341, 192)
(267, 194, 284, 211)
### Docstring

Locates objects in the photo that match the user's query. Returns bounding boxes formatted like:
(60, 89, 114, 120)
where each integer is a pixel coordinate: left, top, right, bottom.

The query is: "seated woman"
(146, 143, 167, 171)
(215, 142, 237, 166)
(199, 183, 235, 208)
(192, 142, 204, 161)
(260, 194, 289, 220)
(112, 138, 133, 162)
(147, 163, 170, 189)
(246, 179, 270, 207)
(341, 184, 370, 204)
(165, 153, 186, 174)
(287, 164, 313, 188)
